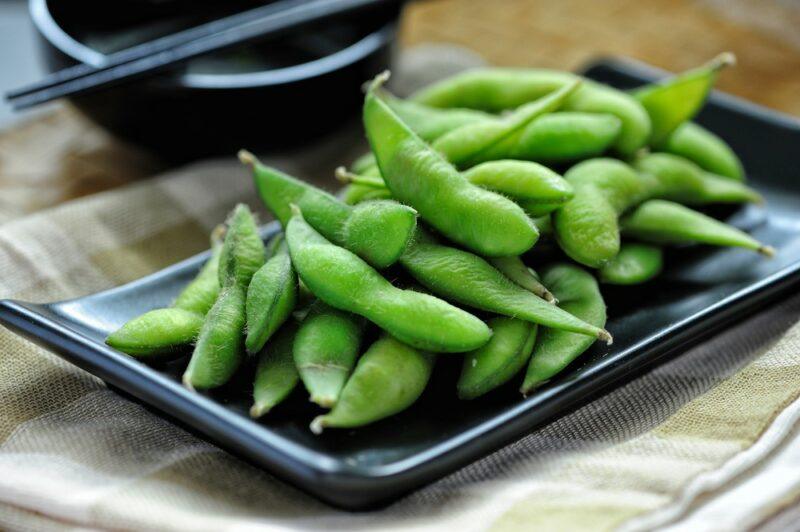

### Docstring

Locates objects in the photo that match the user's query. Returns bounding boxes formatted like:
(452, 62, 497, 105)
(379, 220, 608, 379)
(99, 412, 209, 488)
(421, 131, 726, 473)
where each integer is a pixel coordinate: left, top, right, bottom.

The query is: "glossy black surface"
(30, 0, 398, 160)
(2, 59, 800, 510)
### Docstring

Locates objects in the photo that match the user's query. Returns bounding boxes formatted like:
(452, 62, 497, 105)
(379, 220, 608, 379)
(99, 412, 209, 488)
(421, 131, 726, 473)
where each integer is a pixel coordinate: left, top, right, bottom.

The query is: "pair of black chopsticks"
(6, 0, 401, 110)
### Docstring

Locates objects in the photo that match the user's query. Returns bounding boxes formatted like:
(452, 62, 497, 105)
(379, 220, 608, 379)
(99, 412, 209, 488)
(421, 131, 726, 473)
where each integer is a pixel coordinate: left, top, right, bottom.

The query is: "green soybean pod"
(338, 160, 574, 212)
(635, 153, 761, 204)
(458, 317, 537, 400)
(411, 67, 575, 112)
(251, 320, 300, 418)
(182, 284, 246, 390)
(218, 204, 266, 289)
(599, 243, 664, 285)
(461, 160, 574, 205)
(488, 255, 556, 303)
(521, 264, 607, 393)
(245, 248, 297, 354)
(431, 80, 582, 168)
(286, 207, 491, 352)
(106, 308, 205, 357)
(621, 199, 774, 256)
(382, 90, 493, 141)
(363, 74, 539, 257)
(242, 151, 416, 269)
(633, 53, 735, 145)
(563, 81, 652, 156)
(503, 112, 622, 163)
(399, 231, 612, 342)
(660, 122, 744, 181)
(310, 335, 435, 433)
(293, 302, 364, 408)
(173, 226, 224, 315)
(553, 158, 656, 268)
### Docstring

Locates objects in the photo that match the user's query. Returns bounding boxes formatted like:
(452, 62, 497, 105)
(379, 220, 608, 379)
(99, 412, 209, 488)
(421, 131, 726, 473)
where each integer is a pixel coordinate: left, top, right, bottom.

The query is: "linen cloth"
(1, 47, 800, 531)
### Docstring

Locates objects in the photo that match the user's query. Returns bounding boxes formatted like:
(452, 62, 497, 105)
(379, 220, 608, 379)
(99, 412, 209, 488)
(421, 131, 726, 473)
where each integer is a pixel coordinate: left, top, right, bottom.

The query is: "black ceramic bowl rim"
(30, 0, 396, 90)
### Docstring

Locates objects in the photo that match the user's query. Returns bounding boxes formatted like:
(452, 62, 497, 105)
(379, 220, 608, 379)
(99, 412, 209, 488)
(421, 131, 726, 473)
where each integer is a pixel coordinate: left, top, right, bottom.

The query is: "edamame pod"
(553, 158, 655, 268)
(364, 74, 539, 257)
(431, 80, 581, 167)
(251, 320, 300, 417)
(621, 199, 774, 255)
(218, 204, 266, 289)
(183, 285, 246, 390)
(173, 226, 224, 315)
(634, 53, 734, 145)
(635, 153, 761, 204)
(382, 90, 492, 141)
(412, 68, 650, 155)
(660, 122, 744, 180)
(340, 182, 393, 205)
(488, 255, 555, 303)
(458, 317, 537, 399)
(337, 159, 574, 213)
(245, 243, 297, 354)
(399, 231, 612, 342)
(492, 112, 622, 163)
(293, 302, 364, 408)
(521, 264, 607, 393)
(106, 308, 204, 357)
(310, 335, 434, 433)
(599, 243, 663, 285)
(286, 207, 492, 352)
(241, 151, 416, 268)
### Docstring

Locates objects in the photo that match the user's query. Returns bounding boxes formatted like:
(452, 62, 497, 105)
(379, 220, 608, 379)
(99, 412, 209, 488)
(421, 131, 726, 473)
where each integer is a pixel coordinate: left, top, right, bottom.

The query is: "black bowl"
(30, 0, 398, 160)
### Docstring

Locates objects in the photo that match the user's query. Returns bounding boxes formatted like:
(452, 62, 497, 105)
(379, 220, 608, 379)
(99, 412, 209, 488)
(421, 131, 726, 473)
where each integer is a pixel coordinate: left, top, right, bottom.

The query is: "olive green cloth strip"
(3, 47, 800, 531)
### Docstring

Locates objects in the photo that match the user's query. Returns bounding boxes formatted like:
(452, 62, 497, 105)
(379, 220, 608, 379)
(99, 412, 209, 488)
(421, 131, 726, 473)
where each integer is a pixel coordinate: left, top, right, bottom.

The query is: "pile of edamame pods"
(107, 53, 774, 433)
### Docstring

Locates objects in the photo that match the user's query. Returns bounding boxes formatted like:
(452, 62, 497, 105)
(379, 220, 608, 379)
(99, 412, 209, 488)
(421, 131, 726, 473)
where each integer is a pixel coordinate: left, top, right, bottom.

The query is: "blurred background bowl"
(30, 0, 398, 161)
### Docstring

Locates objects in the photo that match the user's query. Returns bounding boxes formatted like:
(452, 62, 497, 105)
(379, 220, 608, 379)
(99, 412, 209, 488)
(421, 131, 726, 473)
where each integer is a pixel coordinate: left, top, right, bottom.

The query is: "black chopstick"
(7, 0, 400, 110)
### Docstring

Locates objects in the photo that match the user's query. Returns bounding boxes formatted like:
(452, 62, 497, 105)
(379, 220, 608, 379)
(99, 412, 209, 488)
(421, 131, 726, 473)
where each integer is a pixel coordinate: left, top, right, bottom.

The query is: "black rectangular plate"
(2, 58, 800, 510)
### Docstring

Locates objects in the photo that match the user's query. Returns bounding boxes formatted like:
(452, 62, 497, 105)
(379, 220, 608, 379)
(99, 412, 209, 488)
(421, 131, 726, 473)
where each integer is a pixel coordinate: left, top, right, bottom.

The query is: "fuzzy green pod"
(458, 317, 537, 400)
(243, 151, 416, 268)
(173, 226, 224, 315)
(245, 249, 297, 354)
(599, 243, 664, 285)
(293, 302, 364, 408)
(399, 230, 612, 342)
(340, 182, 393, 205)
(286, 207, 491, 352)
(553, 158, 655, 268)
(635, 153, 761, 204)
(621, 199, 774, 256)
(382, 91, 492, 141)
(634, 53, 735, 145)
(363, 74, 539, 257)
(411, 67, 650, 155)
(183, 285, 246, 390)
(660, 122, 744, 180)
(251, 320, 300, 417)
(461, 160, 574, 206)
(431, 80, 581, 167)
(218, 204, 266, 289)
(521, 264, 607, 393)
(106, 308, 204, 357)
(498, 112, 622, 163)
(310, 335, 434, 433)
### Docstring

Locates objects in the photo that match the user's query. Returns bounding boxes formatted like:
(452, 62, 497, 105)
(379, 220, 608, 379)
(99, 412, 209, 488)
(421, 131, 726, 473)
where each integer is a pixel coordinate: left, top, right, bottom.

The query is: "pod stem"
(250, 403, 271, 418)
(709, 52, 737, 71)
(310, 416, 327, 435)
(363, 69, 391, 94)
(759, 245, 776, 258)
(238, 149, 259, 167)
(335, 166, 385, 188)
(598, 329, 613, 345)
